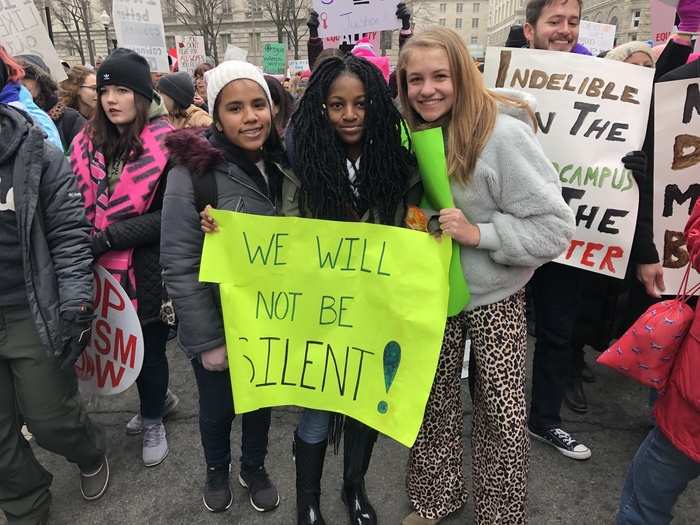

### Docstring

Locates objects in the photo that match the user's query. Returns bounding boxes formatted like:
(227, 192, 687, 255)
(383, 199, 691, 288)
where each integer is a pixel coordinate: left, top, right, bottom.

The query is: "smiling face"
(215, 79, 272, 157)
(403, 47, 455, 123)
(524, 0, 580, 52)
(325, 73, 366, 158)
(100, 85, 138, 127)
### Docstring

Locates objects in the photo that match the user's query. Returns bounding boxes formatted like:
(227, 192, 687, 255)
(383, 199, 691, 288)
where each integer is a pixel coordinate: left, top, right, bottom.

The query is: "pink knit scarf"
(70, 118, 172, 308)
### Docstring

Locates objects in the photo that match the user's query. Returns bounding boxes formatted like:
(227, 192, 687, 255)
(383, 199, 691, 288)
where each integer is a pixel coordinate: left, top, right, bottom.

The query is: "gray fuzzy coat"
(452, 91, 575, 310)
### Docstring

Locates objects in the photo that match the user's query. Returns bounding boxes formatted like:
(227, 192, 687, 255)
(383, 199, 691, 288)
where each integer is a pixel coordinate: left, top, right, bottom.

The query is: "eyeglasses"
(80, 85, 97, 91)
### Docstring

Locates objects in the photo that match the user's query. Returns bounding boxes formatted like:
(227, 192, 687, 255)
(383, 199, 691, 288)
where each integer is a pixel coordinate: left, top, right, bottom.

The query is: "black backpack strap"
(191, 170, 218, 212)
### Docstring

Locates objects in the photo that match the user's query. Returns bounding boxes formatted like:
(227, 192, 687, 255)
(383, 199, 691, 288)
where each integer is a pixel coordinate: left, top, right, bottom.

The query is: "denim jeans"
(297, 409, 331, 444)
(191, 358, 271, 471)
(617, 427, 700, 525)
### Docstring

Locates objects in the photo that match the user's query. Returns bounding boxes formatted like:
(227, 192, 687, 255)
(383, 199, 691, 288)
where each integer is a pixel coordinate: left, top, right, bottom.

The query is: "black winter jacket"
(160, 128, 286, 358)
(0, 104, 93, 354)
(54, 106, 86, 152)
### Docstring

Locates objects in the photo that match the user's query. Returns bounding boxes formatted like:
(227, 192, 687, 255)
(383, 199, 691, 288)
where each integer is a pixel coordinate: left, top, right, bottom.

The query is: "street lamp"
(99, 11, 111, 54)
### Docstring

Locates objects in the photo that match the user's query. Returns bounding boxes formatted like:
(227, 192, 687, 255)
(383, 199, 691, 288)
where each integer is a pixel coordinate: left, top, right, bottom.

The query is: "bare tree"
(259, 0, 308, 59)
(407, 0, 436, 30)
(172, 0, 228, 63)
(50, 0, 97, 64)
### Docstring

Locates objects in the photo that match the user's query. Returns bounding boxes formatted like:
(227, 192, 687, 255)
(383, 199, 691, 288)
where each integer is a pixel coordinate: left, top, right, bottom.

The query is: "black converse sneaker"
(203, 464, 233, 513)
(239, 466, 280, 512)
(528, 425, 592, 460)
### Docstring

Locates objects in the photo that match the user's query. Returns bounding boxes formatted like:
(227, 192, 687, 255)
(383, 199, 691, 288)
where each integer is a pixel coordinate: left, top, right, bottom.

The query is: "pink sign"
(651, 0, 679, 44)
(324, 32, 380, 49)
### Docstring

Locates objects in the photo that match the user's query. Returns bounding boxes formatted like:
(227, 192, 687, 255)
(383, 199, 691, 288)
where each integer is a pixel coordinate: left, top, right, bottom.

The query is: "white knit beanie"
(204, 60, 272, 117)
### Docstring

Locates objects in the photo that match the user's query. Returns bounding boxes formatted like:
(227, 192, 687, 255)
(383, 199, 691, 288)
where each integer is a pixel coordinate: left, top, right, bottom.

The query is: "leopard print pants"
(407, 290, 529, 524)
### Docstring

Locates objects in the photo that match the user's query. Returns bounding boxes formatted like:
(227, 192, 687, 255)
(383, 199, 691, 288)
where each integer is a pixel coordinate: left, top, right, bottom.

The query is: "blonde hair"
(397, 27, 535, 183)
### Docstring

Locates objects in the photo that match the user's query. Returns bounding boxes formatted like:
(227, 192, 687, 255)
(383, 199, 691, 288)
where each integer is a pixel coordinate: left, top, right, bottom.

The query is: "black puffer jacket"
(161, 128, 286, 358)
(53, 104, 85, 152)
(0, 104, 93, 354)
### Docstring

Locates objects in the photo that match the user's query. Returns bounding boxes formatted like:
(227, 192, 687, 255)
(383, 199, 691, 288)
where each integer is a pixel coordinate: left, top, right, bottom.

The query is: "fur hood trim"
(164, 127, 224, 174)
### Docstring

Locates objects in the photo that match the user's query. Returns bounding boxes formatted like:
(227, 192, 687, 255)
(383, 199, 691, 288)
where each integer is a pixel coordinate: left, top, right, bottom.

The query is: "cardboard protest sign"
(324, 31, 380, 49)
(484, 47, 654, 278)
(313, 0, 400, 39)
(288, 59, 309, 74)
(225, 44, 248, 62)
(651, 0, 678, 45)
(175, 35, 205, 75)
(1, 0, 66, 81)
(579, 21, 616, 57)
(411, 128, 470, 316)
(263, 43, 287, 75)
(74, 266, 144, 395)
(200, 211, 451, 447)
(653, 79, 700, 293)
(112, 0, 169, 72)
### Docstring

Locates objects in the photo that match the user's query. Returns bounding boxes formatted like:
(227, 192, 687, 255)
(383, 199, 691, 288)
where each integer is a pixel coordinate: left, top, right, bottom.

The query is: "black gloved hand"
(90, 230, 112, 258)
(307, 10, 320, 38)
(56, 305, 95, 370)
(622, 150, 647, 184)
(396, 2, 412, 30)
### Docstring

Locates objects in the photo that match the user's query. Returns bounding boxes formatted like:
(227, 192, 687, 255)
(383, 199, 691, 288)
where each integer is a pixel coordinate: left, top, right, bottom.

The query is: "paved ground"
(3, 337, 699, 525)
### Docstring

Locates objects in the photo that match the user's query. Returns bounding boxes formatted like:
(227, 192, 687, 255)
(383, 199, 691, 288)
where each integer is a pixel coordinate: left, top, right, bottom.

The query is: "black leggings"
(136, 322, 170, 419)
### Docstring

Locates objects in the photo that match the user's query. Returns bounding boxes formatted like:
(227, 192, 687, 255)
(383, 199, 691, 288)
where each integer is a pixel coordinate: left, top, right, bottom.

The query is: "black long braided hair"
(290, 55, 414, 225)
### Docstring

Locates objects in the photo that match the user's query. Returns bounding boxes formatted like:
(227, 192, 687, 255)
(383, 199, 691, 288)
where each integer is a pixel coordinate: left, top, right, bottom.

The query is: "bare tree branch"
(172, 0, 228, 63)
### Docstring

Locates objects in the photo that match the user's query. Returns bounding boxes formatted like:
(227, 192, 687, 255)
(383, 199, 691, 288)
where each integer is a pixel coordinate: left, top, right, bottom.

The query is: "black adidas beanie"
(97, 48, 154, 101)
(157, 71, 195, 109)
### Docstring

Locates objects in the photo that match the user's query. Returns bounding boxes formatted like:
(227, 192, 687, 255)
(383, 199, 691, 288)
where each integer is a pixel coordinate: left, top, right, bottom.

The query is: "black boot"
(294, 432, 327, 525)
(342, 418, 378, 525)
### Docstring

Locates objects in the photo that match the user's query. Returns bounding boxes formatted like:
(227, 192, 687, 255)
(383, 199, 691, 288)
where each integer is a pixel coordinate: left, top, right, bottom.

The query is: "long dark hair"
(290, 55, 413, 224)
(88, 90, 150, 163)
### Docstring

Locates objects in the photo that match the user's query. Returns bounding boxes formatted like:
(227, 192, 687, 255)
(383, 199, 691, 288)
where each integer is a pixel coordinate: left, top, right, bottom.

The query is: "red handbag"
(597, 265, 700, 390)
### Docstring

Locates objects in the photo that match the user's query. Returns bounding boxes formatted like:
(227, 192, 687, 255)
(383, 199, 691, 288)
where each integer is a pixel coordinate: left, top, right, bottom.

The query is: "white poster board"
(175, 35, 205, 75)
(324, 31, 380, 49)
(224, 44, 248, 62)
(484, 48, 654, 278)
(653, 79, 700, 294)
(579, 21, 616, 57)
(288, 59, 309, 74)
(74, 266, 144, 395)
(312, 0, 400, 38)
(112, 0, 169, 72)
(0, 0, 66, 81)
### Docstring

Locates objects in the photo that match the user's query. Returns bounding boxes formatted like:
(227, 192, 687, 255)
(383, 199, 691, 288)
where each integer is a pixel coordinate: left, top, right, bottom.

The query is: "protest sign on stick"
(263, 43, 287, 75)
(312, 0, 400, 39)
(112, 0, 169, 72)
(484, 48, 654, 278)
(653, 78, 700, 293)
(175, 35, 206, 75)
(200, 212, 451, 447)
(288, 59, 309, 74)
(74, 266, 144, 396)
(578, 21, 616, 57)
(1, 0, 66, 81)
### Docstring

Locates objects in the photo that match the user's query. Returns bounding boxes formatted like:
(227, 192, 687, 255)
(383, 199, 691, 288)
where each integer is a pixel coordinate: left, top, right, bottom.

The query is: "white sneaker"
(142, 422, 169, 467)
(126, 389, 180, 435)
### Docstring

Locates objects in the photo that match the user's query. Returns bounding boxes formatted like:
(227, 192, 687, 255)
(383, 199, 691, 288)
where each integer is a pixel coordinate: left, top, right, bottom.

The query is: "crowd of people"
(0, 0, 699, 524)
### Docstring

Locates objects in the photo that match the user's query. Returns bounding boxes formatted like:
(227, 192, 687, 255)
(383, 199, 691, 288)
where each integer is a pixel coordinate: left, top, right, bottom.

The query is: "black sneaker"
(528, 425, 591, 460)
(203, 464, 233, 513)
(239, 466, 280, 512)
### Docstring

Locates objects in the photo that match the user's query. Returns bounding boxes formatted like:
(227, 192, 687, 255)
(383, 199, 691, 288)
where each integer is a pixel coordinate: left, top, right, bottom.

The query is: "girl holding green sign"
(284, 55, 421, 525)
(397, 28, 575, 525)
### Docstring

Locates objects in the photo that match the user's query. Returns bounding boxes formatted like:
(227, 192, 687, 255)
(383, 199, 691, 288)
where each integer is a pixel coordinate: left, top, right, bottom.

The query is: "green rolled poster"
(411, 127, 470, 316)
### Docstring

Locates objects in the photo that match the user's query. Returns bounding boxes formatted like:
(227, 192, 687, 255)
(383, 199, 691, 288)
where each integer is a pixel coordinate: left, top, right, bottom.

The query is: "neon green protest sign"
(200, 211, 451, 447)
